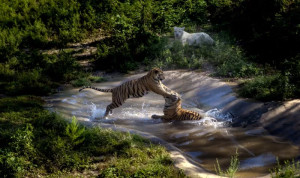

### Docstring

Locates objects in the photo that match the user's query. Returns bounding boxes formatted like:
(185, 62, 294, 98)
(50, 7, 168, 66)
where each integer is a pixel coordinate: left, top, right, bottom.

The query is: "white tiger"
(174, 27, 214, 46)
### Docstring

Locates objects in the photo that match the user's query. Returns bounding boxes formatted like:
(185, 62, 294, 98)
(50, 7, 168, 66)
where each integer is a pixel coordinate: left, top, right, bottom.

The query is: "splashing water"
(205, 108, 233, 122)
(89, 102, 105, 121)
(181, 108, 233, 128)
(118, 101, 153, 119)
(204, 108, 233, 127)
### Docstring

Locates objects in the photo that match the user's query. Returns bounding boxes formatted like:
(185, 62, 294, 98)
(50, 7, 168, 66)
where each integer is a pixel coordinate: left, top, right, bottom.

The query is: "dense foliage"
(0, 0, 299, 99)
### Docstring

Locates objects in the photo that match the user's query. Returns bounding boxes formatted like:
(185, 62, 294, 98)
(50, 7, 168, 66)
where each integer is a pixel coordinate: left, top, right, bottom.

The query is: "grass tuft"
(215, 149, 240, 178)
(270, 158, 300, 178)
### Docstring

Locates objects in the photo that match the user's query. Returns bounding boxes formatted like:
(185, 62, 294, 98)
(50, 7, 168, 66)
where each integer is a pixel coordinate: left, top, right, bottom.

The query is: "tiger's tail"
(79, 86, 112, 93)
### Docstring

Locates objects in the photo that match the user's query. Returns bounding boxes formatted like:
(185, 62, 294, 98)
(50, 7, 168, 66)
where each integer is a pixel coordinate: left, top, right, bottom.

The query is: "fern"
(65, 116, 85, 146)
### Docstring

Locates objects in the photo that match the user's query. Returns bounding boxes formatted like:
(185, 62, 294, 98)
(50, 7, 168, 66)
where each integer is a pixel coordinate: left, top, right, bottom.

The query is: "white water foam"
(182, 108, 233, 128)
(119, 102, 152, 119)
(89, 102, 105, 121)
(205, 108, 233, 122)
(204, 108, 232, 127)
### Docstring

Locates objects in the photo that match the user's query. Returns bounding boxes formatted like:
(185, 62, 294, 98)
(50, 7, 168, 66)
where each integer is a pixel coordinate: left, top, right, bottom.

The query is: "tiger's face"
(174, 27, 185, 39)
(150, 68, 165, 81)
(165, 94, 181, 109)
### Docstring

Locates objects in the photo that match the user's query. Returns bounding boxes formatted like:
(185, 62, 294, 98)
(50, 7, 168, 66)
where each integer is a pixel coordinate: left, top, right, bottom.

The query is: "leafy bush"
(0, 151, 29, 177)
(5, 69, 52, 96)
(143, 33, 259, 77)
(238, 74, 295, 101)
(9, 124, 36, 158)
(88, 75, 106, 83)
(71, 77, 91, 87)
(0, 27, 23, 60)
(66, 116, 85, 147)
(71, 74, 106, 87)
(43, 52, 80, 82)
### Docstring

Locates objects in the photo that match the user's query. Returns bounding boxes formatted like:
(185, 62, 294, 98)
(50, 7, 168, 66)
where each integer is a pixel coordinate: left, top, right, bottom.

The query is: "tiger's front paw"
(151, 115, 162, 119)
(170, 93, 180, 100)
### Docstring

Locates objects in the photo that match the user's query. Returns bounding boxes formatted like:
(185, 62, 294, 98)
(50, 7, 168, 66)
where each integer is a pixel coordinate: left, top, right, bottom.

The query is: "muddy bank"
(161, 70, 300, 145)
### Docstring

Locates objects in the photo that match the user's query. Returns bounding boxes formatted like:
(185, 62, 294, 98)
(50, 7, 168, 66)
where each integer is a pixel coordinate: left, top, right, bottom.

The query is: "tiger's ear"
(154, 70, 159, 74)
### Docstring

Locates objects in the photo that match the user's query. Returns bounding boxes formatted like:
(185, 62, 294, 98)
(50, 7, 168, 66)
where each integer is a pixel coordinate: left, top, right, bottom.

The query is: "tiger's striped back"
(174, 108, 203, 120)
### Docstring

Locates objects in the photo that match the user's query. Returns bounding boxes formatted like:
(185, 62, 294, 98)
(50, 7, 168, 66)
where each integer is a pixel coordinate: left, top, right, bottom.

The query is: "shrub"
(88, 75, 106, 83)
(65, 116, 85, 147)
(0, 151, 29, 177)
(0, 124, 36, 177)
(238, 74, 295, 101)
(205, 38, 261, 77)
(43, 51, 80, 82)
(71, 74, 105, 87)
(5, 69, 52, 96)
(0, 27, 23, 60)
(144, 39, 206, 70)
(0, 63, 15, 81)
(144, 33, 257, 74)
(71, 77, 91, 87)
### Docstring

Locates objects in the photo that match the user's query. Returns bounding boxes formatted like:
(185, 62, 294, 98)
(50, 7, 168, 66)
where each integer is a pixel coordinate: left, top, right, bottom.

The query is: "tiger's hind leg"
(101, 93, 125, 119)
(103, 102, 121, 118)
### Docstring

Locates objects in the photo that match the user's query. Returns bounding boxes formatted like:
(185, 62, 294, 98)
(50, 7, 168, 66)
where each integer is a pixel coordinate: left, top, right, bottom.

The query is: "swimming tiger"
(151, 94, 203, 120)
(79, 68, 176, 118)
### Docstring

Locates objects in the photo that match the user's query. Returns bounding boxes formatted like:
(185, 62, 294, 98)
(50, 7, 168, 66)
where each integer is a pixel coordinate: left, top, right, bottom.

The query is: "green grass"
(0, 96, 185, 177)
(71, 75, 106, 87)
(214, 149, 240, 178)
(270, 159, 300, 178)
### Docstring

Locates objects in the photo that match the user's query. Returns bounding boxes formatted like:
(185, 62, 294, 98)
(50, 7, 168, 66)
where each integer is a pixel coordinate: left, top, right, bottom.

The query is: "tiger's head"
(164, 93, 181, 109)
(148, 68, 165, 82)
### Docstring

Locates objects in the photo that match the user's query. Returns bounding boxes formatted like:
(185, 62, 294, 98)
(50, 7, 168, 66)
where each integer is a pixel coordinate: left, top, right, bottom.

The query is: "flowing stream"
(44, 71, 299, 177)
